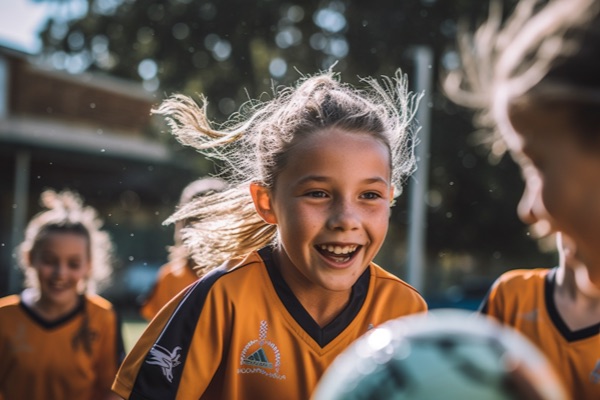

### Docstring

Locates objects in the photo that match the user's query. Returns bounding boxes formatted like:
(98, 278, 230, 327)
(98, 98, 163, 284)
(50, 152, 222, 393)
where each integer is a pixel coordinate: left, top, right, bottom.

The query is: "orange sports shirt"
(140, 258, 199, 320)
(0, 293, 125, 400)
(113, 247, 427, 400)
(480, 268, 600, 400)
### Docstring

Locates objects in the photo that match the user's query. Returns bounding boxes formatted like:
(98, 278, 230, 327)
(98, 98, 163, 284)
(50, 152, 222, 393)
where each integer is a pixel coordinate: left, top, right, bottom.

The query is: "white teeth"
(319, 244, 357, 255)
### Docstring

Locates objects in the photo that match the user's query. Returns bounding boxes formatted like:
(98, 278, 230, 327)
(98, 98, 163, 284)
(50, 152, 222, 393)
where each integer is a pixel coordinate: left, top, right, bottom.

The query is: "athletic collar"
(545, 267, 600, 342)
(19, 293, 86, 330)
(259, 246, 370, 347)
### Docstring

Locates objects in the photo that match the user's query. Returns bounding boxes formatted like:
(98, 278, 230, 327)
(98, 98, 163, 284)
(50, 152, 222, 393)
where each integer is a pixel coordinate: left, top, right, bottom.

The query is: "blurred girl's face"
(30, 232, 91, 310)
(504, 100, 600, 248)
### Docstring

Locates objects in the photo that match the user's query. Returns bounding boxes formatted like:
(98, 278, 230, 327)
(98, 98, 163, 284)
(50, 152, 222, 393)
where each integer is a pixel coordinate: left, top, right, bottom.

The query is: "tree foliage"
(37, 0, 554, 296)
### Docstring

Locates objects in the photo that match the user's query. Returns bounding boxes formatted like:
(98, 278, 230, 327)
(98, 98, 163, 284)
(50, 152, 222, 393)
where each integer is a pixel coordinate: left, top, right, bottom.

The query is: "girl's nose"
(517, 175, 552, 237)
(328, 199, 360, 231)
(517, 175, 542, 225)
(52, 262, 67, 278)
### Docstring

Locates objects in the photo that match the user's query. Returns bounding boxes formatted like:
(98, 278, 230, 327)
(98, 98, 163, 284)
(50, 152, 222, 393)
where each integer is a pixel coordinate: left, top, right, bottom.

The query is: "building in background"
(0, 45, 204, 299)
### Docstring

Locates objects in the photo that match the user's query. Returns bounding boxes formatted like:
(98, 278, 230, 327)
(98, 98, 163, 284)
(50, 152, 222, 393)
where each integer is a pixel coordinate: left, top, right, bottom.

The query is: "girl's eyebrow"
(296, 175, 328, 184)
(296, 175, 389, 185)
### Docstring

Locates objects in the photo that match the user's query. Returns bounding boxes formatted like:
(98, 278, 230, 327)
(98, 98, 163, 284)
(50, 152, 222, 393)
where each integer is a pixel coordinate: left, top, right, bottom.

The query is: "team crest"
(238, 320, 286, 380)
(71, 323, 98, 355)
(146, 344, 182, 383)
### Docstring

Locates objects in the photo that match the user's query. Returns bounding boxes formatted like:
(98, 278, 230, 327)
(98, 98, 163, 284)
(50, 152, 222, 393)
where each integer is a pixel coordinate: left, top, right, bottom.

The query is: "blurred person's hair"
(443, 0, 600, 162)
(166, 177, 227, 264)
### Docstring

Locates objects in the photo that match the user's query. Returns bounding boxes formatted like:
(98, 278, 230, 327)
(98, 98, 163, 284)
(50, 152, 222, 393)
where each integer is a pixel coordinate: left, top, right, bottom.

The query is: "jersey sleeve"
(478, 269, 544, 321)
(478, 275, 507, 319)
(112, 267, 229, 399)
(0, 297, 21, 398)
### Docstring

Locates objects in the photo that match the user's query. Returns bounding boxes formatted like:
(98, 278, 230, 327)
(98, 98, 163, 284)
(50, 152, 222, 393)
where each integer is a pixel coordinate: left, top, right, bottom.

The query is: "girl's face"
(30, 231, 91, 309)
(505, 101, 600, 250)
(255, 128, 393, 293)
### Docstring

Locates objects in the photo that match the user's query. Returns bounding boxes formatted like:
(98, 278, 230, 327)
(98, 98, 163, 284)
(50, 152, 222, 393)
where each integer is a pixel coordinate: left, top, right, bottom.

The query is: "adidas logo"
(242, 347, 273, 369)
(238, 321, 286, 380)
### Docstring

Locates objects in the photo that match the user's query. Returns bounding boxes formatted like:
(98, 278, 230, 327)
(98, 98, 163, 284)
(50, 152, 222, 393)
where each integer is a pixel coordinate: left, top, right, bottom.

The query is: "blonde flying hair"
(167, 177, 228, 264)
(19, 189, 114, 294)
(156, 70, 421, 274)
(444, 0, 600, 158)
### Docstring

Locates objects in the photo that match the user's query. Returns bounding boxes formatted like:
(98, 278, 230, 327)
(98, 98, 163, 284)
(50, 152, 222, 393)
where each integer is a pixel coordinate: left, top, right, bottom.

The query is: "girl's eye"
(40, 256, 57, 266)
(68, 260, 82, 270)
(362, 192, 382, 200)
(306, 191, 328, 198)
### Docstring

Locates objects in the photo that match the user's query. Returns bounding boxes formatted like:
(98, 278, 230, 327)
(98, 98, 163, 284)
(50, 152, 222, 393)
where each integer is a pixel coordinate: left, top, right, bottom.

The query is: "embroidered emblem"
(71, 319, 98, 355)
(590, 360, 600, 384)
(146, 344, 182, 383)
(238, 320, 286, 380)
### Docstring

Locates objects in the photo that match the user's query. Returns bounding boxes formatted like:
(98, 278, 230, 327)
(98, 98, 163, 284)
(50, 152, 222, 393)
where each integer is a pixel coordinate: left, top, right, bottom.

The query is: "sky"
(0, 0, 68, 53)
(0, 0, 54, 53)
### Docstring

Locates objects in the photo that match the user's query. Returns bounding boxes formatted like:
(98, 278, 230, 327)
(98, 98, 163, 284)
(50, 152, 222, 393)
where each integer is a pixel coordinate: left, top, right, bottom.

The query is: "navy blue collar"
(259, 246, 370, 347)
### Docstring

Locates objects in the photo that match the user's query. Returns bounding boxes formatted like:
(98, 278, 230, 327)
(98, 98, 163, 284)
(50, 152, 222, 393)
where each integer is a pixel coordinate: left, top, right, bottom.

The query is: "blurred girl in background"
(0, 189, 124, 400)
(140, 177, 227, 320)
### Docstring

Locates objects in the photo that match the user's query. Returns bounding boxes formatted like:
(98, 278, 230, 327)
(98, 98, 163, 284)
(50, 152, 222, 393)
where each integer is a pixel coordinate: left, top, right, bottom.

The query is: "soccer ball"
(312, 309, 567, 400)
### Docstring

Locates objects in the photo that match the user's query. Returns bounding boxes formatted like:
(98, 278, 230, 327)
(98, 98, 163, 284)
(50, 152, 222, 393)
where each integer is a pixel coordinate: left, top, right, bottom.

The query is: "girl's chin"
(573, 265, 600, 298)
(43, 287, 78, 302)
(320, 272, 362, 292)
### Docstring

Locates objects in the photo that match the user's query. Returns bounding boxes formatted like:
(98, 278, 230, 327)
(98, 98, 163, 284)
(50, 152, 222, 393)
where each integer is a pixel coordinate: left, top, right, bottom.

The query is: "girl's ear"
(23, 249, 33, 268)
(250, 182, 277, 224)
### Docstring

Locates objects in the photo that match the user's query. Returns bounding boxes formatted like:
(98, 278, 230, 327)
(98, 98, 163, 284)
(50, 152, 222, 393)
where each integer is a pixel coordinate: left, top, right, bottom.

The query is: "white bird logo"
(146, 344, 183, 382)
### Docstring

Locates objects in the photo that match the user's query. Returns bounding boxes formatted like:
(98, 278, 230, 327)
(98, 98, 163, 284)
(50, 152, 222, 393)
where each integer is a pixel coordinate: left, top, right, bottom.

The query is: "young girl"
(445, 0, 600, 398)
(0, 189, 125, 400)
(140, 177, 227, 321)
(112, 70, 427, 399)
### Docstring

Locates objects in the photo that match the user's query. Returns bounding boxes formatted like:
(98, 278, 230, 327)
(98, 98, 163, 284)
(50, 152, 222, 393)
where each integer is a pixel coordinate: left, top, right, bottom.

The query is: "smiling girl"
(112, 70, 427, 400)
(0, 189, 124, 400)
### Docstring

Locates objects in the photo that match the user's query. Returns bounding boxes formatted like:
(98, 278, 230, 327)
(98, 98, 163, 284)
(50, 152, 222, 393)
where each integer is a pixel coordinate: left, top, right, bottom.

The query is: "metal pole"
(0, 54, 7, 119)
(9, 150, 31, 294)
(406, 45, 433, 293)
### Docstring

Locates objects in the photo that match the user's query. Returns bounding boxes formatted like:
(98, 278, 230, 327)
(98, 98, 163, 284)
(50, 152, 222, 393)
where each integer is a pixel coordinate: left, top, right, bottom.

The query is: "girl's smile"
(315, 243, 360, 266)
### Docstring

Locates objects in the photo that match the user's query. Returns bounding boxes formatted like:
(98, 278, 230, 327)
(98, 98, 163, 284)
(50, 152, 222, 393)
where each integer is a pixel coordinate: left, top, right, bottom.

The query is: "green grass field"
(122, 319, 149, 353)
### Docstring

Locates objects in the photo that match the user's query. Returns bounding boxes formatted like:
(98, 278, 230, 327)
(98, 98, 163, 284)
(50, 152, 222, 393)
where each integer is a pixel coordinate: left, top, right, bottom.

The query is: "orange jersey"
(113, 247, 427, 400)
(140, 258, 199, 320)
(0, 293, 125, 400)
(480, 268, 600, 400)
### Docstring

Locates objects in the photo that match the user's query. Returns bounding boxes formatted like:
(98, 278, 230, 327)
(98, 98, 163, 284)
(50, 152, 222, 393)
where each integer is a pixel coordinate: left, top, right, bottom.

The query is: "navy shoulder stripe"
(130, 266, 230, 399)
